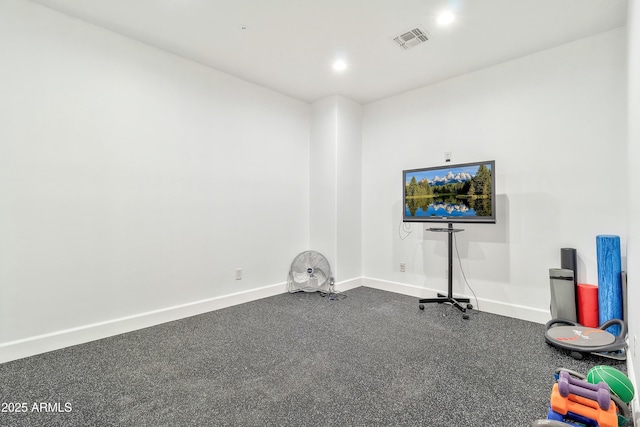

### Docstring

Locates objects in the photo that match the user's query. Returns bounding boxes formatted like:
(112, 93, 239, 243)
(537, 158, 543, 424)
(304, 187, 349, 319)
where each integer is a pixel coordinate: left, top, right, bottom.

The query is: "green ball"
(587, 365, 635, 404)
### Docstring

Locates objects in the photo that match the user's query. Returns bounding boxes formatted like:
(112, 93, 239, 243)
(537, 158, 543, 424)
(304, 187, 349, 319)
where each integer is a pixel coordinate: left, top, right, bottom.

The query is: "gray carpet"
(0, 287, 629, 426)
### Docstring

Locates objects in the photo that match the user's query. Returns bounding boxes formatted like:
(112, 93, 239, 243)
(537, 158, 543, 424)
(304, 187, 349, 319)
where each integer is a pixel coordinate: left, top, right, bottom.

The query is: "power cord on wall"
(398, 221, 413, 240)
(453, 232, 480, 313)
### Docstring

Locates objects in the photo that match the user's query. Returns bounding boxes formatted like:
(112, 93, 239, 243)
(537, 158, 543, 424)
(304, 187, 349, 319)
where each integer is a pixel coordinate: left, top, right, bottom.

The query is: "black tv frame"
(402, 160, 496, 224)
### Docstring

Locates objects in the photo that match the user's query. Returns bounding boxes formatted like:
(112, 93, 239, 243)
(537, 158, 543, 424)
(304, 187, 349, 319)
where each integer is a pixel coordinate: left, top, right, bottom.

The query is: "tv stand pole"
(419, 223, 472, 319)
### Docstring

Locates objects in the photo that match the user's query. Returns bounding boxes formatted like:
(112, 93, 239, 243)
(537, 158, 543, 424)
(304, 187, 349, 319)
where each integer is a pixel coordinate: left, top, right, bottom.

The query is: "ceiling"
(28, 0, 628, 104)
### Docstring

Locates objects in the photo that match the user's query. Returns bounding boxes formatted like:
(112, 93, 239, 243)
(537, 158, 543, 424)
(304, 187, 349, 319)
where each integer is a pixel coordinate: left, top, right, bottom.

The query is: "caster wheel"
(467, 303, 473, 310)
(419, 304, 424, 310)
(463, 314, 470, 320)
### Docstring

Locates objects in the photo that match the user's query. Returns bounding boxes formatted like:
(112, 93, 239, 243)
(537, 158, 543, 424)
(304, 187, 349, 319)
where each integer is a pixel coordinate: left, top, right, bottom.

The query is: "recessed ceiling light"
(333, 60, 347, 72)
(437, 11, 455, 26)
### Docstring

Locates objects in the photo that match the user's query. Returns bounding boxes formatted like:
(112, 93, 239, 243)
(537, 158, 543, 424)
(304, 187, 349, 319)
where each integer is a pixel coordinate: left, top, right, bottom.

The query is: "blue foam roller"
(596, 235, 622, 335)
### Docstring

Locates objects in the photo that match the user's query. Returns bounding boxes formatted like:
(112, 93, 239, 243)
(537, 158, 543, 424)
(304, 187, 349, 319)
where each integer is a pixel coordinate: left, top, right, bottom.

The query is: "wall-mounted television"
(403, 160, 496, 224)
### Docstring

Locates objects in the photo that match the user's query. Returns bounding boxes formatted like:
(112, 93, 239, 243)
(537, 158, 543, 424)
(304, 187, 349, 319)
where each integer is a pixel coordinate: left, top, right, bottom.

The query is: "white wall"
(310, 96, 362, 284)
(0, 0, 629, 364)
(310, 98, 338, 268)
(362, 28, 627, 322)
(626, 0, 640, 417)
(336, 97, 363, 282)
(0, 0, 310, 360)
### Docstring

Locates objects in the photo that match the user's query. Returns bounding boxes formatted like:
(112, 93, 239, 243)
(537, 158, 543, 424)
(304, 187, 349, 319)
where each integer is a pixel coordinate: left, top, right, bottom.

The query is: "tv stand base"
(419, 294, 471, 314)
(419, 223, 473, 320)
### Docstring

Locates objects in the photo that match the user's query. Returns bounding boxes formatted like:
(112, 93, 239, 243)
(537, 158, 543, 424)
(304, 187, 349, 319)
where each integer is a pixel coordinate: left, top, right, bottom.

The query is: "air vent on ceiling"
(393, 27, 429, 50)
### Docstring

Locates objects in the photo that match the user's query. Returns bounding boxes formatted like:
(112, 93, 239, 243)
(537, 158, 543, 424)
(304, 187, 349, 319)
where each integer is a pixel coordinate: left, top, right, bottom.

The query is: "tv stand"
(419, 223, 472, 319)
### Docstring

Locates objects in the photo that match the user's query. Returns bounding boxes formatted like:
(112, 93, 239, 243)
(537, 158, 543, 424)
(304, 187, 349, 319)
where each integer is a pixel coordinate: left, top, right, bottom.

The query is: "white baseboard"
(0, 277, 365, 364)
(4, 273, 635, 421)
(336, 277, 363, 292)
(0, 275, 551, 363)
(361, 277, 550, 324)
(0, 282, 288, 364)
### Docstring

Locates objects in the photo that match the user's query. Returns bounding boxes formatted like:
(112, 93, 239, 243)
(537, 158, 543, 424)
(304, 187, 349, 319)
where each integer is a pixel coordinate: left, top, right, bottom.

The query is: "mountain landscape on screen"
(403, 161, 495, 223)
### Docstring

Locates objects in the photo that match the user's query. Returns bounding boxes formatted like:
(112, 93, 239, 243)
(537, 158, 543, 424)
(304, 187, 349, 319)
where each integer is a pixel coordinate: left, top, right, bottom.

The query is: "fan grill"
(287, 250, 332, 293)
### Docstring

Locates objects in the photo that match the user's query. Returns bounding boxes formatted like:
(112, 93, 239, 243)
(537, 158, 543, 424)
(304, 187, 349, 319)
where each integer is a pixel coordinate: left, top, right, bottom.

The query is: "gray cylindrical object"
(560, 247, 578, 316)
(560, 248, 577, 284)
(549, 268, 576, 321)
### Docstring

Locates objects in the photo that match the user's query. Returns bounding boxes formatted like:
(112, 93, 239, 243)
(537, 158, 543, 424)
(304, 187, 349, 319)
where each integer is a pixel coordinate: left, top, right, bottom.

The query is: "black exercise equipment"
(544, 318, 627, 361)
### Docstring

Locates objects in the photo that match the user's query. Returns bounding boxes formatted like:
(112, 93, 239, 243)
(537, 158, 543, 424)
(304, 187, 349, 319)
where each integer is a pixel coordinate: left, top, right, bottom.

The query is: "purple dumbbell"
(557, 370, 610, 410)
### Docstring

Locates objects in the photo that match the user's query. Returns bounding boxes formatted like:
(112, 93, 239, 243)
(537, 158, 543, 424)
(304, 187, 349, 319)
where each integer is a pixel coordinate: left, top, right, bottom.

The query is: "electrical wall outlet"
(400, 262, 406, 272)
(235, 268, 242, 280)
(445, 151, 452, 162)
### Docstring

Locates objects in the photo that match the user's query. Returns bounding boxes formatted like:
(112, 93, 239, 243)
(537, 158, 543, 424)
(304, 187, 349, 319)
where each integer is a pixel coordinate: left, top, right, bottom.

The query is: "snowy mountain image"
(429, 171, 473, 186)
(430, 201, 469, 214)
(404, 162, 493, 219)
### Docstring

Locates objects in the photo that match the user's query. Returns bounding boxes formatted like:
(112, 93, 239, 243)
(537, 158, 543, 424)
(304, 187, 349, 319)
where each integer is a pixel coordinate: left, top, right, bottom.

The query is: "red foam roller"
(578, 283, 599, 327)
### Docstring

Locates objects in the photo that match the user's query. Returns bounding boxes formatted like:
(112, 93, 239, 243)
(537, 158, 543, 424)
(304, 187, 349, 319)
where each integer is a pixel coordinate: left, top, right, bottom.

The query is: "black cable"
(319, 280, 347, 300)
(329, 291, 347, 301)
(453, 232, 480, 312)
(320, 290, 347, 300)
